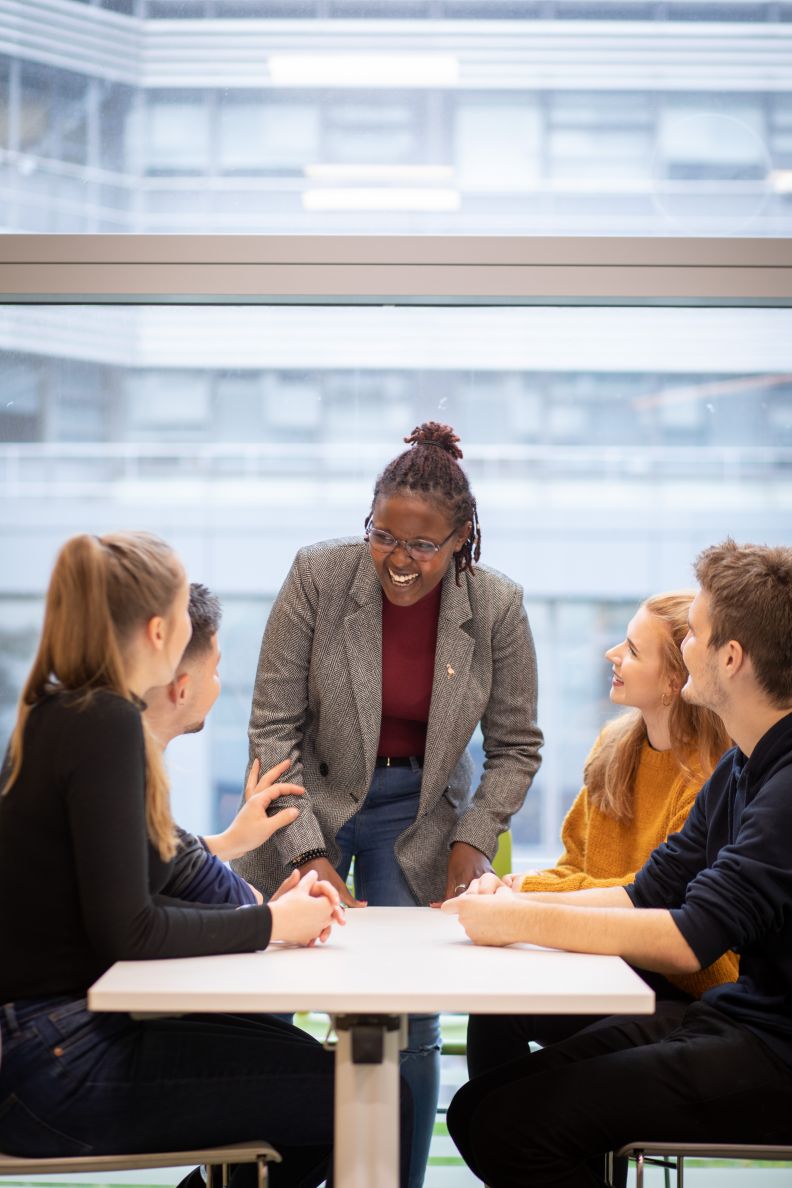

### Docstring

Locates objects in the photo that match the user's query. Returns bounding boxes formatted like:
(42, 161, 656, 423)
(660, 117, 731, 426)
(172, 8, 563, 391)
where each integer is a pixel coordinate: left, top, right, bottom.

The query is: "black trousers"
(448, 1001, 792, 1188)
(466, 989, 694, 1079)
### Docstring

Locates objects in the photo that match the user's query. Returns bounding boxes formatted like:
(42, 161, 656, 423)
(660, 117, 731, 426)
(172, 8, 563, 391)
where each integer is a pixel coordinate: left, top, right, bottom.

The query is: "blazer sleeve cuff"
(273, 811, 327, 866)
(450, 809, 499, 861)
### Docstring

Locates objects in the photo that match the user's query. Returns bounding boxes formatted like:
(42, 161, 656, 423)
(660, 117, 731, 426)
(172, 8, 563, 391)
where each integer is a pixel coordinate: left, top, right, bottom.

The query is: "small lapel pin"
(447, 664, 455, 678)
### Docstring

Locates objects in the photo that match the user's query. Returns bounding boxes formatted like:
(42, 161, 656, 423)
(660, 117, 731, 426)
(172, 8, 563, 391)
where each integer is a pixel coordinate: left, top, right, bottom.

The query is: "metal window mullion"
(0, 235, 790, 305)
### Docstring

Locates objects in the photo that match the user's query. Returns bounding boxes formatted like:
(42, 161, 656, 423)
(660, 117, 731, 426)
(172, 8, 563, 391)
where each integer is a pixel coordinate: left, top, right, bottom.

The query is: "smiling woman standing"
(234, 421, 543, 1188)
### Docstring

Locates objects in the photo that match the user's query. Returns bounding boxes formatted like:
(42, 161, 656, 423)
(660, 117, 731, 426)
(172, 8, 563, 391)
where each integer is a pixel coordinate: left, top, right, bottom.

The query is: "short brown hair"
(695, 538, 792, 706)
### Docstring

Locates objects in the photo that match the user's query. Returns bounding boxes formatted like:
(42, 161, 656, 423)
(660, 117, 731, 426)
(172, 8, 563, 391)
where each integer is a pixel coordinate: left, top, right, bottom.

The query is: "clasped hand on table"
(440, 869, 534, 947)
(268, 868, 347, 947)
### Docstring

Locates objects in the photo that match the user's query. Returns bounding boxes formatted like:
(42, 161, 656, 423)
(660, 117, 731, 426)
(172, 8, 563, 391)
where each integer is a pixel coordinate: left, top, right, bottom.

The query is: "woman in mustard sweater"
(466, 590, 737, 1079)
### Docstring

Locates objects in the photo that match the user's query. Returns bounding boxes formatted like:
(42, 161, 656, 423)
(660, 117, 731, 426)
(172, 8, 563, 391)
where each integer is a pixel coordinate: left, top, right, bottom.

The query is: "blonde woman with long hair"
(0, 532, 347, 1188)
(466, 590, 737, 1079)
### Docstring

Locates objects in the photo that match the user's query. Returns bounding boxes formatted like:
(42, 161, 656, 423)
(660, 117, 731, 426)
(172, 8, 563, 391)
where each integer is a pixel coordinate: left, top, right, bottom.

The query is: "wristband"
(291, 848, 329, 869)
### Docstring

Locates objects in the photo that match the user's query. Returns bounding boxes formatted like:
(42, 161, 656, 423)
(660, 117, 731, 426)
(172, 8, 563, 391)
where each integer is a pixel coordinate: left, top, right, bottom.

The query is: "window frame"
(0, 235, 790, 305)
(1, 235, 791, 853)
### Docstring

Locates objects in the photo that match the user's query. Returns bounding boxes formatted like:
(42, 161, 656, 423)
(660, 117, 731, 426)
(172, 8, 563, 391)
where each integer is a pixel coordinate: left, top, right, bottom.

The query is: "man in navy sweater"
(445, 539, 792, 1188)
(145, 582, 303, 907)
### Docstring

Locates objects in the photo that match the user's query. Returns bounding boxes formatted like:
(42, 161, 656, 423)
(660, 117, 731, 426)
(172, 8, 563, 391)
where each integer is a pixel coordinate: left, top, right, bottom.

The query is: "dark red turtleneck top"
(377, 580, 442, 758)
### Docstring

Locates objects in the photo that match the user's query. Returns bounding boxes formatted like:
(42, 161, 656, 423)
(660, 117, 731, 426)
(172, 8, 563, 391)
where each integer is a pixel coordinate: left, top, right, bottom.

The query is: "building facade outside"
(1, 0, 791, 857)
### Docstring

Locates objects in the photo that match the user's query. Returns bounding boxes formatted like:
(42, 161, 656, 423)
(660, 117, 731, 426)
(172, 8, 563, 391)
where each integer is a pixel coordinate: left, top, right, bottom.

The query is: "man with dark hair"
(178, 581, 223, 693)
(146, 583, 302, 907)
(445, 539, 792, 1188)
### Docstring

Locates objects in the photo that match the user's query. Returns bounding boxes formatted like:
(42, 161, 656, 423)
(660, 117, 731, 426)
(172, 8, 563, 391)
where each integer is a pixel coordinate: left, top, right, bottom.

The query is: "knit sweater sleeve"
(519, 735, 636, 893)
(518, 786, 647, 894)
(518, 785, 619, 893)
(520, 731, 626, 893)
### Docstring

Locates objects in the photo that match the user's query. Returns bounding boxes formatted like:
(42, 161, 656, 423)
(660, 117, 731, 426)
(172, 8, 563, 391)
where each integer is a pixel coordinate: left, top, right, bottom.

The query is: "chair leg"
(636, 1151, 644, 1188)
(205, 1157, 268, 1188)
(678, 1154, 684, 1188)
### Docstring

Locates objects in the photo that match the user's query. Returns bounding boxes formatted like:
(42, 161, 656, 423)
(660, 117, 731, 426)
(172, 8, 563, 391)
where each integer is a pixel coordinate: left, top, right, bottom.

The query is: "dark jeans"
(448, 1001, 792, 1188)
(0, 996, 334, 1188)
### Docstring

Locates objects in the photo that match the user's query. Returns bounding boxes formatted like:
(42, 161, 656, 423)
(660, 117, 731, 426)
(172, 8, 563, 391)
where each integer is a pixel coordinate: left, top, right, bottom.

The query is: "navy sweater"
(166, 828, 257, 907)
(627, 712, 792, 1067)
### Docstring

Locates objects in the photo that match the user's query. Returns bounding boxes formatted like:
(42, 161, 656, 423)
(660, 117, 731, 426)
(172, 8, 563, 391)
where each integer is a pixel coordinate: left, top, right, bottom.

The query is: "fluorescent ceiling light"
(305, 164, 454, 183)
(269, 54, 459, 88)
(302, 188, 461, 212)
(769, 170, 792, 195)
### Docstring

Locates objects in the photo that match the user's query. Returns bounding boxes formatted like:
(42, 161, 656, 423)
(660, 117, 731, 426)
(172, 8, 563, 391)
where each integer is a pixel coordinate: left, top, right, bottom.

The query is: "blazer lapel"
(344, 552, 384, 777)
(421, 568, 474, 811)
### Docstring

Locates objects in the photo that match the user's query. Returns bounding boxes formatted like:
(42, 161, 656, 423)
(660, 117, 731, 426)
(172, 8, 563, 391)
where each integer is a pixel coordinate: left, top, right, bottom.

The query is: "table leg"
(333, 1014, 403, 1188)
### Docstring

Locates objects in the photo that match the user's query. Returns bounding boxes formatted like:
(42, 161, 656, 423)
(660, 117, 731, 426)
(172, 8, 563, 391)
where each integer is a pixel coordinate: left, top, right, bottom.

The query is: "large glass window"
(1, 0, 790, 234)
(2, 303, 791, 856)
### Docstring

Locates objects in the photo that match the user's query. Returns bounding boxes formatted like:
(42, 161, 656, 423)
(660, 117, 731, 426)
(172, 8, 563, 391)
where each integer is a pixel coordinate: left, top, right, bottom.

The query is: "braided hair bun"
(404, 422, 464, 461)
(370, 421, 482, 583)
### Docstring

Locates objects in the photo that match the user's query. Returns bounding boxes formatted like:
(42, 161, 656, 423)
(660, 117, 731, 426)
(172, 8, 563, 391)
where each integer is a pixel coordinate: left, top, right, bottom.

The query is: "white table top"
(89, 906, 654, 1017)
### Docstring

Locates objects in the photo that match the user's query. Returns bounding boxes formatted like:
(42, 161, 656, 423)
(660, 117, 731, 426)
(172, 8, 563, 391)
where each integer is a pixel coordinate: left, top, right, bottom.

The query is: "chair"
(612, 1141, 792, 1187)
(0, 1142, 281, 1188)
(491, 830, 512, 879)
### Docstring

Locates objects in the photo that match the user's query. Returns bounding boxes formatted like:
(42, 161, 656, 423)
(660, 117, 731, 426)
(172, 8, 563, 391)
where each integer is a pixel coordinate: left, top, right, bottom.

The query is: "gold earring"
(661, 692, 672, 707)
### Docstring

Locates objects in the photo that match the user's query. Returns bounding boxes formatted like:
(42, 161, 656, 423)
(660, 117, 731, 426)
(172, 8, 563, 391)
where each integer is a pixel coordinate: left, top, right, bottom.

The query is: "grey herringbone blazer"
(232, 538, 543, 905)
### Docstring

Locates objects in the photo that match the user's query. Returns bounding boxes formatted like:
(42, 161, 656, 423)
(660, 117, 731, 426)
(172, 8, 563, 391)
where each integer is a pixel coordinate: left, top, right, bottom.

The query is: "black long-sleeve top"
(627, 712, 792, 1068)
(0, 690, 271, 1001)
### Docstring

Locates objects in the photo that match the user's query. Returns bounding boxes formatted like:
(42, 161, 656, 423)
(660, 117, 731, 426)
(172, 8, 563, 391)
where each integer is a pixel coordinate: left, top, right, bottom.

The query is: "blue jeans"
(0, 996, 336, 1188)
(335, 762, 442, 1188)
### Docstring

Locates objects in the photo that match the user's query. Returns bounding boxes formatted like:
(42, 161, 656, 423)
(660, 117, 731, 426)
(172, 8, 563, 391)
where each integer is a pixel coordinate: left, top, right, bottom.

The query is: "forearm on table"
(506, 897, 700, 974)
(519, 885, 634, 907)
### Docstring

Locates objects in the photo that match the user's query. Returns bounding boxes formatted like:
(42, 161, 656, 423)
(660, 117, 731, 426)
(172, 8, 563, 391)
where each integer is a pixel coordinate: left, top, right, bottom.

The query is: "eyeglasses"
(364, 519, 457, 561)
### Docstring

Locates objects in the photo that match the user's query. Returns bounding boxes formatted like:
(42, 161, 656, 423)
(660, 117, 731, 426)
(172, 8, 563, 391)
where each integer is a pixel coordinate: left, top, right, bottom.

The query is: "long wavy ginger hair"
(586, 591, 730, 821)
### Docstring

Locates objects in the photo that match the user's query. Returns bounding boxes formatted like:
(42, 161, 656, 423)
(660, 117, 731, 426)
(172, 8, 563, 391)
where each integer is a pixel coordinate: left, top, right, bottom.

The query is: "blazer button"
(319, 762, 329, 777)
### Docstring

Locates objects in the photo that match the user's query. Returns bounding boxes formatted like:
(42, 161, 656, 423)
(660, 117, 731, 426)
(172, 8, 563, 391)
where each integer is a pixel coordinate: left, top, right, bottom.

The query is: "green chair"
(492, 829, 512, 879)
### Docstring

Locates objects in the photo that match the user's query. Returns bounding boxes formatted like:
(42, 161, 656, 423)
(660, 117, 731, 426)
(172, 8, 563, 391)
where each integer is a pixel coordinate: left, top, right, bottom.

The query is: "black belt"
(375, 755, 423, 768)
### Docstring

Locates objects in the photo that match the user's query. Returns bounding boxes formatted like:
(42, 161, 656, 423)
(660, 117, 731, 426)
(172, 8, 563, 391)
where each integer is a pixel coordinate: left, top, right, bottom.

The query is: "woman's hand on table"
(270, 869, 300, 902)
(440, 886, 523, 947)
(502, 870, 546, 889)
(463, 870, 542, 894)
(205, 759, 305, 861)
(269, 869, 347, 946)
(297, 857, 366, 909)
(431, 841, 493, 907)
(464, 871, 510, 895)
